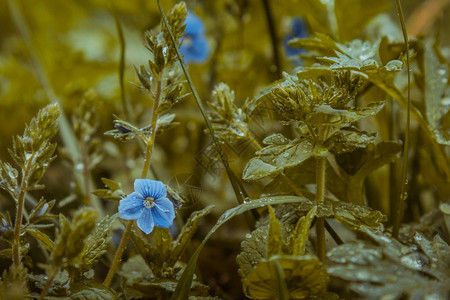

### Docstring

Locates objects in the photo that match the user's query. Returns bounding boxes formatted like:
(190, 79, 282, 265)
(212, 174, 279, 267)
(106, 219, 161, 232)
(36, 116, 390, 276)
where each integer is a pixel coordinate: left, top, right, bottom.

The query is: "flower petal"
(137, 208, 155, 234)
(134, 179, 166, 199)
(118, 193, 144, 220)
(185, 12, 205, 35)
(152, 198, 175, 228)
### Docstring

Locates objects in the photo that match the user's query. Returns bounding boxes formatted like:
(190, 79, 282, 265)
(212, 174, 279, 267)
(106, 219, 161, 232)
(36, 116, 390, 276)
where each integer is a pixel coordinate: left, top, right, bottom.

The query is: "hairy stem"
(38, 267, 58, 300)
(142, 79, 162, 179)
(104, 78, 162, 288)
(315, 156, 326, 263)
(103, 221, 133, 287)
(393, 0, 411, 238)
(13, 178, 28, 266)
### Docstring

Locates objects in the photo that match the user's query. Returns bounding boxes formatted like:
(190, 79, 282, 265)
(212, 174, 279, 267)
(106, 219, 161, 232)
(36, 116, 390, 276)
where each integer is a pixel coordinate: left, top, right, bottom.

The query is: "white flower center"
(143, 197, 155, 208)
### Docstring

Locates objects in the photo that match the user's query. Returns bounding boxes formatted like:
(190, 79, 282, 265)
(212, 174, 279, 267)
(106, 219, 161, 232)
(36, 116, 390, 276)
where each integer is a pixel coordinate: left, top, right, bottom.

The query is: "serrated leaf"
(243, 137, 327, 181)
(237, 227, 269, 278)
(26, 227, 54, 251)
(267, 206, 283, 258)
(422, 39, 449, 144)
(289, 206, 317, 256)
(51, 209, 98, 267)
(242, 255, 328, 300)
(172, 205, 214, 261)
(65, 208, 98, 260)
(327, 231, 450, 299)
(73, 214, 117, 272)
(171, 196, 309, 300)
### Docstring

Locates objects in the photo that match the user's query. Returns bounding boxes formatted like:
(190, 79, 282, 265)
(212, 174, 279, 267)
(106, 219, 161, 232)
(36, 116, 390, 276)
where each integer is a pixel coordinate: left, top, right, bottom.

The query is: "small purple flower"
(180, 11, 210, 64)
(119, 179, 175, 234)
(283, 17, 308, 57)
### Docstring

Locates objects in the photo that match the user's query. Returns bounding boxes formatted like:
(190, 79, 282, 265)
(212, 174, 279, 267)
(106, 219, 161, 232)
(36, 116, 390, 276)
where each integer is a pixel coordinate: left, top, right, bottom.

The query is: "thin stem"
(38, 268, 58, 300)
(103, 221, 133, 287)
(142, 79, 162, 179)
(324, 220, 343, 245)
(13, 178, 28, 266)
(261, 0, 282, 78)
(157, 0, 250, 211)
(393, 0, 411, 238)
(315, 156, 326, 263)
(104, 74, 162, 288)
(112, 8, 133, 120)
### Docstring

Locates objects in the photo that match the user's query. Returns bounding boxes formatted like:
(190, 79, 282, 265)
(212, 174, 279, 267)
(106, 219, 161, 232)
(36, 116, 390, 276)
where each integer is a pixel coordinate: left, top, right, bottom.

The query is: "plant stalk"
(103, 220, 133, 287)
(261, 0, 282, 78)
(315, 156, 326, 262)
(38, 267, 58, 300)
(13, 178, 28, 266)
(393, 0, 411, 238)
(104, 79, 162, 287)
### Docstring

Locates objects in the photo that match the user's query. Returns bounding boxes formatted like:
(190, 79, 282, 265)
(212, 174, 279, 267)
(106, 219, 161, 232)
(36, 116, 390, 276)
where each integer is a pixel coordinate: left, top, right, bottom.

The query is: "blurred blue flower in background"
(119, 179, 175, 234)
(283, 17, 308, 57)
(180, 11, 210, 64)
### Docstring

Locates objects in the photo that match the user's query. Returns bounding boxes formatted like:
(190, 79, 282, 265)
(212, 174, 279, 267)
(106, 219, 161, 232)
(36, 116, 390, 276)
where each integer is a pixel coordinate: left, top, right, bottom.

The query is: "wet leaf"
(267, 206, 283, 257)
(243, 255, 328, 300)
(243, 136, 327, 181)
(237, 227, 269, 278)
(171, 196, 309, 300)
(289, 206, 317, 256)
(327, 230, 450, 299)
(172, 205, 214, 262)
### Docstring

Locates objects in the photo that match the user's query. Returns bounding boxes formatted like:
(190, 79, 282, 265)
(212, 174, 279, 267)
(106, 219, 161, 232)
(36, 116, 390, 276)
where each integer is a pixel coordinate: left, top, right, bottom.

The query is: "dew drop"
(246, 233, 252, 239)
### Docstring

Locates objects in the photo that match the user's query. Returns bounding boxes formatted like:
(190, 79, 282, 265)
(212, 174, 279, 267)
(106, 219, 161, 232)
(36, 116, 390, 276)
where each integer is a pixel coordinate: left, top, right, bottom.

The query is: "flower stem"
(393, 0, 411, 239)
(38, 267, 58, 300)
(103, 220, 133, 287)
(104, 78, 162, 287)
(142, 79, 162, 179)
(315, 156, 326, 263)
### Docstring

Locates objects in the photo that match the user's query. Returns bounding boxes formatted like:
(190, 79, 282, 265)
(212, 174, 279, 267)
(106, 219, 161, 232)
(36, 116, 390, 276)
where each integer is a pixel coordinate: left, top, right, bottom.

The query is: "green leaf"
(72, 214, 117, 273)
(335, 0, 391, 42)
(69, 284, 117, 300)
(172, 205, 214, 262)
(328, 230, 450, 299)
(289, 206, 317, 256)
(100, 178, 121, 191)
(51, 208, 98, 267)
(422, 39, 449, 144)
(237, 227, 269, 278)
(131, 206, 213, 277)
(171, 196, 309, 300)
(267, 206, 283, 258)
(242, 255, 328, 300)
(243, 136, 327, 181)
(26, 227, 54, 251)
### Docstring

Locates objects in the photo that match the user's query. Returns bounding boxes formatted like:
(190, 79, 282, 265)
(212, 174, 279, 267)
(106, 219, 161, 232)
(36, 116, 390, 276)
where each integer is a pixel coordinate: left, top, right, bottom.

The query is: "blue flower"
(180, 11, 210, 64)
(283, 17, 308, 57)
(119, 179, 175, 234)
